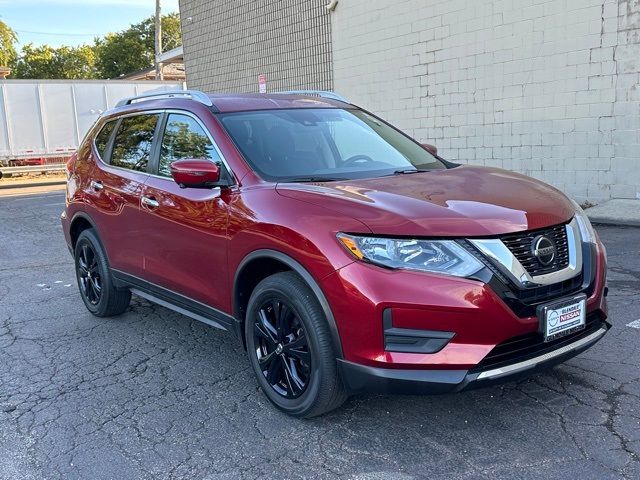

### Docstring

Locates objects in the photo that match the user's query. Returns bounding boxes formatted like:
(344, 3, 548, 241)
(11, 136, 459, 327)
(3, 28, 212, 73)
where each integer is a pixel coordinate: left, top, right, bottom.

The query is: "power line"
(15, 29, 103, 37)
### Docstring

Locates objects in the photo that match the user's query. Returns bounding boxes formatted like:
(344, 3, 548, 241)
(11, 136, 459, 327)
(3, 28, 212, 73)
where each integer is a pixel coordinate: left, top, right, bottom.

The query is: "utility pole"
(155, 0, 163, 80)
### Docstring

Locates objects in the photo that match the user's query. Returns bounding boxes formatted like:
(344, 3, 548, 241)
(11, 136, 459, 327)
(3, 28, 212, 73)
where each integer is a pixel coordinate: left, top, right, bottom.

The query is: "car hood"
(276, 166, 576, 237)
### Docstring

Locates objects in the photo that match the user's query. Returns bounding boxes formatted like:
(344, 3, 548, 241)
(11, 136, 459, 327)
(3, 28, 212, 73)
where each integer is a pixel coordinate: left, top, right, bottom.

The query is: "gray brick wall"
(179, 0, 333, 93)
(332, 0, 640, 203)
(179, 0, 639, 202)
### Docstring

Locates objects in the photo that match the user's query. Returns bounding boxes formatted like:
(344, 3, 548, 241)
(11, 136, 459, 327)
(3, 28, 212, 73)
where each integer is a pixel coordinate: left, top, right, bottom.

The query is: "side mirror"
(421, 143, 438, 156)
(170, 159, 225, 189)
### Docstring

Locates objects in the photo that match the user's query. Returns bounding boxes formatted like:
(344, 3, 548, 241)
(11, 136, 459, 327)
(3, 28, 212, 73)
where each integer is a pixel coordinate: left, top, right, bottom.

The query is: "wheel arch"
(69, 211, 99, 249)
(68, 211, 115, 267)
(233, 249, 344, 359)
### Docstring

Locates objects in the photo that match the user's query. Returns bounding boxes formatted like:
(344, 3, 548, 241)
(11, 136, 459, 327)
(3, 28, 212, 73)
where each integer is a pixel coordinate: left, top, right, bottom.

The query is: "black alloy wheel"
(253, 298, 311, 398)
(74, 228, 131, 317)
(245, 271, 346, 417)
(77, 242, 102, 305)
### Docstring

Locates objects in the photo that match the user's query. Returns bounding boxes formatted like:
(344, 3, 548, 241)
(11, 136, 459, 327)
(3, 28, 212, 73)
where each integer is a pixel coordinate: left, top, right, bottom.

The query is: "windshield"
(219, 108, 447, 181)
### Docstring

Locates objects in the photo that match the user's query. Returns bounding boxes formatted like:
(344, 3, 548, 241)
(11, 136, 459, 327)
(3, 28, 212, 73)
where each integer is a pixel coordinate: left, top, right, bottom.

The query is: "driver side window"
(110, 114, 160, 172)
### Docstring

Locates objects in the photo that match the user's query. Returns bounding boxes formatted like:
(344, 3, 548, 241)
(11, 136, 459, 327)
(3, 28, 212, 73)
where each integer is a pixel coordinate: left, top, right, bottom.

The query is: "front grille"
(470, 312, 606, 373)
(501, 224, 570, 276)
(466, 239, 591, 318)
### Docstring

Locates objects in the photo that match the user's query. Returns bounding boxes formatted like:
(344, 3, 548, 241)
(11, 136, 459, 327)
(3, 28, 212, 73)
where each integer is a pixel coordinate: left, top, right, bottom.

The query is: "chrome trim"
(476, 327, 607, 380)
(469, 218, 583, 287)
(92, 109, 238, 187)
(272, 90, 348, 103)
(105, 108, 165, 119)
(141, 196, 159, 208)
(90, 180, 103, 191)
(116, 89, 213, 107)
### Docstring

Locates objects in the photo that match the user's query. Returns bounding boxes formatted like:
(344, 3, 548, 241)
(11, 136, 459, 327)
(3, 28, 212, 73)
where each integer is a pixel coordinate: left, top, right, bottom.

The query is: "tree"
(95, 13, 181, 78)
(8, 12, 181, 79)
(13, 43, 98, 79)
(0, 20, 18, 67)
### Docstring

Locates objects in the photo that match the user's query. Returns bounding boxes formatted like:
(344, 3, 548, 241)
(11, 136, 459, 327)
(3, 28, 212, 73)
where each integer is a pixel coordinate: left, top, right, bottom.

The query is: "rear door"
(138, 111, 231, 309)
(89, 112, 161, 277)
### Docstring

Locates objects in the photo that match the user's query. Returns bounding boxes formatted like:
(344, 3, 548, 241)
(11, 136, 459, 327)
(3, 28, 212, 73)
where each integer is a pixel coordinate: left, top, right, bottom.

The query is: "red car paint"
(62, 93, 608, 390)
(320, 244, 607, 369)
(276, 166, 577, 237)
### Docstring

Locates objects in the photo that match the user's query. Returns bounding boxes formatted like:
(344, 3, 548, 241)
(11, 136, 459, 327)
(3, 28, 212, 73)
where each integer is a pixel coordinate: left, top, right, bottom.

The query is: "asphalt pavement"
(1, 190, 639, 480)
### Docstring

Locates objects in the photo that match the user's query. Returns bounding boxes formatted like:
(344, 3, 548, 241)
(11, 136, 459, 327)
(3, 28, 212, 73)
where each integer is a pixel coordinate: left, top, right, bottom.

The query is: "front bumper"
(338, 319, 609, 394)
(321, 236, 609, 390)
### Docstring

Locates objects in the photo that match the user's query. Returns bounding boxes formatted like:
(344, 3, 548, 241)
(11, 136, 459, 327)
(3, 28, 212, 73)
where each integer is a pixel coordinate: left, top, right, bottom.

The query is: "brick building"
(179, 0, 640, 204)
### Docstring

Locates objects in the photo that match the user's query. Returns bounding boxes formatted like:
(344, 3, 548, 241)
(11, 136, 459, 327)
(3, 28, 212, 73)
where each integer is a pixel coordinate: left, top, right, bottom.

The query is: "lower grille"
(470, 312, 605, 373)
(509, 273, 584, 305)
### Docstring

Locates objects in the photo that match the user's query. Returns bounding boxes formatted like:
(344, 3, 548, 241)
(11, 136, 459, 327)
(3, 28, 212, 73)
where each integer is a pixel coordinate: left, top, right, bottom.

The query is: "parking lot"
(0, 189, 638, 480)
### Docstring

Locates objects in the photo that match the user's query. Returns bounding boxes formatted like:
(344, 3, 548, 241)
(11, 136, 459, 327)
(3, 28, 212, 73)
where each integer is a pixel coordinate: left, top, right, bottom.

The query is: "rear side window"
(157, 113, 220, 177)
(94, 120, 116, 160)
(110, 114, 159, 172)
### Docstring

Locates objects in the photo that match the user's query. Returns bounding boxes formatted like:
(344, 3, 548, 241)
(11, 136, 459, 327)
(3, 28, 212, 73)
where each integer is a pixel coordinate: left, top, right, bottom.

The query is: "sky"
(0, 0, 180, 48)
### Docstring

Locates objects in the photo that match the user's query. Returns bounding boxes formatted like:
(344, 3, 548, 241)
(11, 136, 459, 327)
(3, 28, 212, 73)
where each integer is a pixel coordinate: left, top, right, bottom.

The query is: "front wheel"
(245, 272, 346, 417)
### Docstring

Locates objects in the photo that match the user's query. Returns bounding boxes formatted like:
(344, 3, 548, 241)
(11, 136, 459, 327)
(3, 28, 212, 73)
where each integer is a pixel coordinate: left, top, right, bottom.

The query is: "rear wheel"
(245, 272, 346, 417)
(74, 229, 131, 317)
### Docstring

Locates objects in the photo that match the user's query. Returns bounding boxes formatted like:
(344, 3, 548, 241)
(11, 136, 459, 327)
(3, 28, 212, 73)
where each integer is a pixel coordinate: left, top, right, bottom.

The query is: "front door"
(138, 111, 231, 311)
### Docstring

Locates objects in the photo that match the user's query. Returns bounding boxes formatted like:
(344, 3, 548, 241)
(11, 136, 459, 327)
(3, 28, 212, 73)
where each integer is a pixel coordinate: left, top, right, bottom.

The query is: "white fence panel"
(3, 83, 45, 157)
(41, 83, 78, 154)
(0, 85, 11, 156)
(0, 80, 183, 162)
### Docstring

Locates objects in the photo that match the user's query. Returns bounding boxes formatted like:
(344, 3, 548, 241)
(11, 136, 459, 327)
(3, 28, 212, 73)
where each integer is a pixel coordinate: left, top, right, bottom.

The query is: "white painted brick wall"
(332, 0, 640, 203)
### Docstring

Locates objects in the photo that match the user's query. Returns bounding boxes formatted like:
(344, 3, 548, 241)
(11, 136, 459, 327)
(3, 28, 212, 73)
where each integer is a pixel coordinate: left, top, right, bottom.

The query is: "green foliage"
(95, 12, 182, 79)
(13, 44, 98, 79)
(0, 20, 18, 67)
(9, 12, 181, 79)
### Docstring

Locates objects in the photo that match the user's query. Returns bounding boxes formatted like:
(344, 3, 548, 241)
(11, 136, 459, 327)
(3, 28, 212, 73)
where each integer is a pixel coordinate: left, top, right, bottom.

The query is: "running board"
(130, 288, 227, 331)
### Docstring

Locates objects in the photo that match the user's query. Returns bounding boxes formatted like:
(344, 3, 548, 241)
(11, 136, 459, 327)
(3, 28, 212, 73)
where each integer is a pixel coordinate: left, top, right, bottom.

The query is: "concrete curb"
(589, 217, 640, 228)
(584, 199, 640, 228)
(0, 180, 66, 190)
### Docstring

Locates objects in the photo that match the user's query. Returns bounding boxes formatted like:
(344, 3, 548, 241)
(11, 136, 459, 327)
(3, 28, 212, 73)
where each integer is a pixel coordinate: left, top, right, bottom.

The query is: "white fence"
(0, 80, 184, 165)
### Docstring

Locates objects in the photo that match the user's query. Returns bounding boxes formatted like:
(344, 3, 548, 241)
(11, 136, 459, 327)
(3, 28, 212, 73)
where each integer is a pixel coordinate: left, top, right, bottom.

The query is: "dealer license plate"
(539, 294, 587, 342)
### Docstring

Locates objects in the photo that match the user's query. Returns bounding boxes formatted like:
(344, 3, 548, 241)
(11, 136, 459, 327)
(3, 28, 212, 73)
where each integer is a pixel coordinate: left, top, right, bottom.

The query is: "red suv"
(62, 90, 609, 417)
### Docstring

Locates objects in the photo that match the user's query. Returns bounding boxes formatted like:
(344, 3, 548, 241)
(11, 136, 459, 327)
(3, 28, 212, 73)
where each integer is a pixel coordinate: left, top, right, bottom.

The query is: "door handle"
(141, 196, 159, 209)
(90, 180, 103, 191)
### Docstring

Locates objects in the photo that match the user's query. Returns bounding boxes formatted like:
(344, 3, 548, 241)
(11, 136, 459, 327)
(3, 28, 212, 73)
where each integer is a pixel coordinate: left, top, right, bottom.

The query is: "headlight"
(571, 200, 597, 244)
(337, 234, 483, 277)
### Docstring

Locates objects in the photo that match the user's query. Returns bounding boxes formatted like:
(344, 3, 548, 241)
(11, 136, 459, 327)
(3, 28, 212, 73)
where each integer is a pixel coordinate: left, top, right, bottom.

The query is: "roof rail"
(115, 89, 213, 107)
(273, 90, 348, 103)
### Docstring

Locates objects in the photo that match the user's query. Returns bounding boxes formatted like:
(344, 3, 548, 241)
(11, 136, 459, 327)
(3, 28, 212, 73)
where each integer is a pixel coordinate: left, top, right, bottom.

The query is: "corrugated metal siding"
(179, 0, 333, 93)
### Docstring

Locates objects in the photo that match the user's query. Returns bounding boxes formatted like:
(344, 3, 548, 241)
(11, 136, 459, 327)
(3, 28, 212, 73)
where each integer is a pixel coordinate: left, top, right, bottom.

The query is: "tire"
(74, 228, 131, 317)
(245, 271, 347, 418)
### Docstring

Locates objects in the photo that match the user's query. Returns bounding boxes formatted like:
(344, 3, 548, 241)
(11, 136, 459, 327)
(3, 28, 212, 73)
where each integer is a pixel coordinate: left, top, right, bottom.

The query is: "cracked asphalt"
(0, 189, 639, 480)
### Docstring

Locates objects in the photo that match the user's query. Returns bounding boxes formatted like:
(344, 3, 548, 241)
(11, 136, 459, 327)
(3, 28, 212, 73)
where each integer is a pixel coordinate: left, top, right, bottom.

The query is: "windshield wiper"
(392, 168, 431, 175)
(282, 176, 347, 183)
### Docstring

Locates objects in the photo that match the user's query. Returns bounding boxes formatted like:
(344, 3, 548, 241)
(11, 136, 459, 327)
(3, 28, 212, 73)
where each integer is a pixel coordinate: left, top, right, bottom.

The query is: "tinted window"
(110, 114, 159, 172)
(219, 108, 445, 182)
(158, 113, 219, 177)
(94, 120, 116, 160)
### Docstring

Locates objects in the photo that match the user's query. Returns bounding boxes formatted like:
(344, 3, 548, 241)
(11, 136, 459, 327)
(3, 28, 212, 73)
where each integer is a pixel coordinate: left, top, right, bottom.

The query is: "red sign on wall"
(258, 74, 267, 93)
